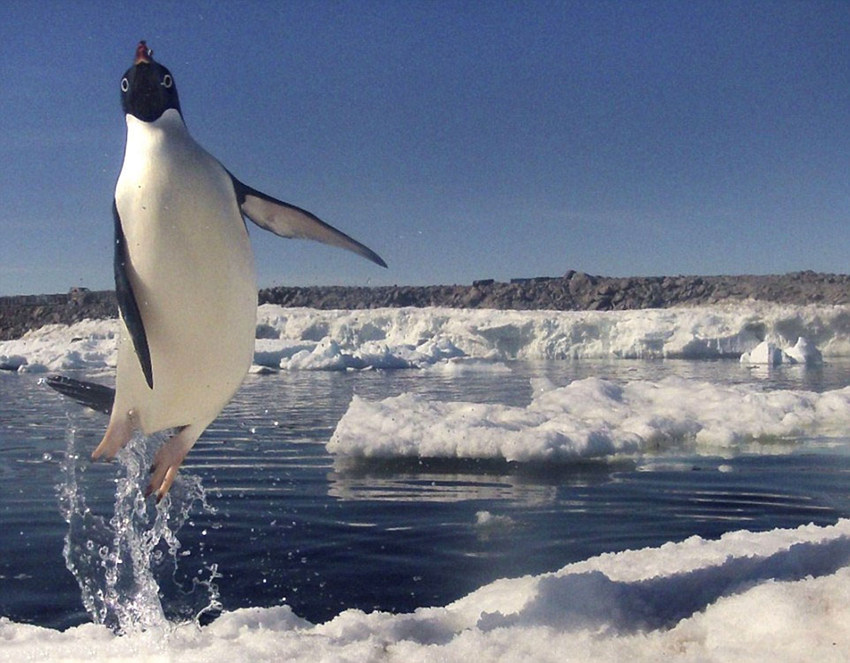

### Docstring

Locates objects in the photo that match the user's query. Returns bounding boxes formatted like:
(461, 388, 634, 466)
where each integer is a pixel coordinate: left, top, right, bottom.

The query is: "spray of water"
(57, 425, 221, 634)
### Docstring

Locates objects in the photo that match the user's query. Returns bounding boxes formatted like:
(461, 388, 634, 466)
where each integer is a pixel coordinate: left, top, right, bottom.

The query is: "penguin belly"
(112, 113, 257, 437)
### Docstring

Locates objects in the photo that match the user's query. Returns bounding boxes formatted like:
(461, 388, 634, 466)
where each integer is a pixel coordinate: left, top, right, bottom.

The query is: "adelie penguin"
(56, 41, 385, 501)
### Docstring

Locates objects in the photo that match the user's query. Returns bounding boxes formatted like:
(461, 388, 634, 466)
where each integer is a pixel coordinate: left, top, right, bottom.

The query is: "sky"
(2, 1, 850, 296)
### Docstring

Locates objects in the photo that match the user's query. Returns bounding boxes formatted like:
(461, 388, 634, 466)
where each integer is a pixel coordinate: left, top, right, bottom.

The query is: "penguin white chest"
(114, 111, 257, 433)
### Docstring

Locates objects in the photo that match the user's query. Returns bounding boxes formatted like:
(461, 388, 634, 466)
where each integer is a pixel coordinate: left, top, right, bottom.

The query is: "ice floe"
(329, 376, 850, 460)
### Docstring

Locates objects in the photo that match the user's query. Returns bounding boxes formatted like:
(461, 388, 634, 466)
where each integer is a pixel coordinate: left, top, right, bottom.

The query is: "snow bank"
(255, 303, 850, 367)
(3, 519, 849, 662)
(0, 318, 118, 374)
(2, 302, 850, 373)
(329, 376, 850, 459)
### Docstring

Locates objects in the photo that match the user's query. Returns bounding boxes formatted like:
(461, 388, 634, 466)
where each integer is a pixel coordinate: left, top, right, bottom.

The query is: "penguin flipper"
(229, 174, 387, 268)
(44, 375, 115, 414)
(113, 201, 154, 388)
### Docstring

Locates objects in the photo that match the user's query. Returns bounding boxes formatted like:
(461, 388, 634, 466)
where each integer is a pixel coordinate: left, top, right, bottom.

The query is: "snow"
(2, 301, 850, 373)
(0, 318, 118, 374)
(2, 519, 849, 662)
(329, 375, 850, 459)
(740, 337, 823, 366)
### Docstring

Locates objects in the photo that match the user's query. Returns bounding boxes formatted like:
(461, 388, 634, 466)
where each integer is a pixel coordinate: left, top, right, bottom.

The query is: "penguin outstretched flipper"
(45, 375, 115, 414)
(113, 202, 154, 389)
(229, 174, 387, 268)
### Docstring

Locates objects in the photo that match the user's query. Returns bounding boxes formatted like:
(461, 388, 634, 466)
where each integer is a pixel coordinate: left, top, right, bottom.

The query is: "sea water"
(1, 358, 850, 631)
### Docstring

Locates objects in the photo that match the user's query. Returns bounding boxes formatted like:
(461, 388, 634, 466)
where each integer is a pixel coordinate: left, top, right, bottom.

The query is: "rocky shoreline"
(2, 270, 849, 341)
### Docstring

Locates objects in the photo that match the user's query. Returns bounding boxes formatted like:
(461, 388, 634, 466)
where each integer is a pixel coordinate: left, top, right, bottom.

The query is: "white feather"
(112, 108, 257, 435)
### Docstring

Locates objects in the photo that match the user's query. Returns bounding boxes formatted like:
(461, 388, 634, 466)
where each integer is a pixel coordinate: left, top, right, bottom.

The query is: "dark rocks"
(4, 271, 850, 341)
(0, 290, 118, 341)
(257, 271, 850, 312)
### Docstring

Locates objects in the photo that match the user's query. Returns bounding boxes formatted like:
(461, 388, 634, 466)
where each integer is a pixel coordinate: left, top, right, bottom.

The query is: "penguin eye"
(121, 77, 129, 93)
(161, 74, 173, 89)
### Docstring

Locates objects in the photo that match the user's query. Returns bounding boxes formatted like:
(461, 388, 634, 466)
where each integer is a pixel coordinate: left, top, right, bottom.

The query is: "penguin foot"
(145, 426, 198, 502)
(92, 411, 135, 461)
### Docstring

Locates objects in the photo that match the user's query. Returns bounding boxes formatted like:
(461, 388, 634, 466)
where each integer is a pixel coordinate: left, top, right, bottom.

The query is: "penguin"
(97, 41, 386, 501)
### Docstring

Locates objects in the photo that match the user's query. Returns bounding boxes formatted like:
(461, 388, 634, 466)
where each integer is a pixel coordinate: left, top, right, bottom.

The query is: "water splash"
(57, 425, 220, 634)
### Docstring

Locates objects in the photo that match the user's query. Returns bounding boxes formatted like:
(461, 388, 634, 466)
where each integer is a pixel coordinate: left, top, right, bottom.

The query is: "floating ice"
(329, 376, 850, 460)
(0, 353, 27, 371)
(475, 510, 517, 531)
(740, 340, 787, 365)
(786, 336, 824, 364)
(2, 302, 849, 373)
(2, 519, 848, 661)
(740, 337, 823, 366)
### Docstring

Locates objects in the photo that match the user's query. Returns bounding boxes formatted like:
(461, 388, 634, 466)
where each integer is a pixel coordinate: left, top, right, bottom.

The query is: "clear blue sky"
(2, 1, 850, 296)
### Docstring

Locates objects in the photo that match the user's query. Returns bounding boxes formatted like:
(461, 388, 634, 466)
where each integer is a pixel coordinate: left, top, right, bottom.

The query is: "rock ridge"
(2, 271, 849, 341)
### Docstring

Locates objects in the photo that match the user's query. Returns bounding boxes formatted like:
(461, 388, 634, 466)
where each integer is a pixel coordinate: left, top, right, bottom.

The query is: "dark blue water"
(2, 359, 849, 630)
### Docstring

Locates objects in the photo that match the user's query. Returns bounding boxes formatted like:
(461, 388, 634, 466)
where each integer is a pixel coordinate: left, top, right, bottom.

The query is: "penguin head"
(120, 41, 182, 122)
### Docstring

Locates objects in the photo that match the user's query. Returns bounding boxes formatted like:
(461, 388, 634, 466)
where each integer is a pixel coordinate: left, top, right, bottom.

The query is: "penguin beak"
(134, 41, 152, 65)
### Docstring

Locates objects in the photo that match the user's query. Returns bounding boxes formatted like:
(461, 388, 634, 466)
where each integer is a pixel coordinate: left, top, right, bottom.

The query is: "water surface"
(1, 359, 849, 629)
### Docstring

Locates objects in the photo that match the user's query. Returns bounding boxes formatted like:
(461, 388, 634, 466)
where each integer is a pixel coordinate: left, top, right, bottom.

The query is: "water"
(57, 428, 220, 633)
(1, 359, 850, 630)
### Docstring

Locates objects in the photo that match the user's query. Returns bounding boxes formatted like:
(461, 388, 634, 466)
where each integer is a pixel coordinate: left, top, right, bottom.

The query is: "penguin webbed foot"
(92, 412, 135, 461)
(145, 426, 197, 502)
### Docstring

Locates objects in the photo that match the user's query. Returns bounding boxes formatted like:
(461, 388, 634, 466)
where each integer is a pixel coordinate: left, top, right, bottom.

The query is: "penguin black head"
(120, 41, 182, 122)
